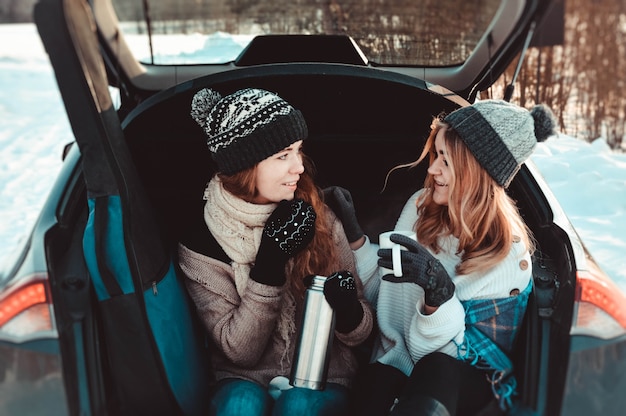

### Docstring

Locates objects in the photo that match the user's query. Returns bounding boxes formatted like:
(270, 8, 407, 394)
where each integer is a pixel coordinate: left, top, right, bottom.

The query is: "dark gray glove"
(378, 233, 455, 307)
(251, 199, 316, 286)
(322, 186, 364, 244)
(323, 270, 363, 333)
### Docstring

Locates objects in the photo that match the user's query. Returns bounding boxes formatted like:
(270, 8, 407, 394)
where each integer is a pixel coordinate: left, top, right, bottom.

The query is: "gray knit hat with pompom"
(191, 88, 308, 175)
(444, 99, 557, 187)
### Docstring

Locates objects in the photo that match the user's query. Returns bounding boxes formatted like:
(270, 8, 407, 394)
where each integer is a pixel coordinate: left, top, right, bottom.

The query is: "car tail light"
(0, 274, 55, 341)
(572, 261, 626, 339)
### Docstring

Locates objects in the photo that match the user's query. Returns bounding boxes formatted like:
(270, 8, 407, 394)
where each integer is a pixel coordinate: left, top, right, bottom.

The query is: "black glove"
(378, 234, 455, 307)
(251, 199, 316, 286)
(322, 186, 364, 244)
(322, 270, 364, 333)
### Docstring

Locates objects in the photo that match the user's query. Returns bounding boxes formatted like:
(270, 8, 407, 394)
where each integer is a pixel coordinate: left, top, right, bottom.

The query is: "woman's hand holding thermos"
(323, 271, 363, 333)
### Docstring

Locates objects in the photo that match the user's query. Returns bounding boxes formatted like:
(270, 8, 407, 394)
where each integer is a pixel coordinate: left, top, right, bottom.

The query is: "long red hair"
(219, 153, 339, 300)
(390, 116, 534, 275)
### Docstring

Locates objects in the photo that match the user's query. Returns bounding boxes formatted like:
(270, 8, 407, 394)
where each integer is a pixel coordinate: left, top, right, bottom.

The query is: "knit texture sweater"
(178, 179, 374, 389)
(354, 189, 532, 377)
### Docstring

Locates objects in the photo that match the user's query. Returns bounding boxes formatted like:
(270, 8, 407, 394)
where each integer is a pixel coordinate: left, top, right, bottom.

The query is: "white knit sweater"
(354, 190, 532, 376)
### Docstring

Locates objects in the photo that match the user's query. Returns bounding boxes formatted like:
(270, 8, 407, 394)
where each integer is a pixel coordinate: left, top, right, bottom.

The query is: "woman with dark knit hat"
(177, 87, 373, 416)
(324, 100, 557, 415)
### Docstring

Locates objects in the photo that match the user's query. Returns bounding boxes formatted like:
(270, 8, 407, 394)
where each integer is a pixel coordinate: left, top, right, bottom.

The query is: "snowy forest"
(1, 0, 625, 149)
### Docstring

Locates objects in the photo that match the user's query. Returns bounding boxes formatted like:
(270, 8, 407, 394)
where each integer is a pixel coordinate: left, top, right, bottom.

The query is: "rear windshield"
(112, 0, 500, 66)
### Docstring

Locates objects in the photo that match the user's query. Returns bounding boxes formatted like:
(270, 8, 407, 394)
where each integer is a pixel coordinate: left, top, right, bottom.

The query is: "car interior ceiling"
(122, 69, 459, 246)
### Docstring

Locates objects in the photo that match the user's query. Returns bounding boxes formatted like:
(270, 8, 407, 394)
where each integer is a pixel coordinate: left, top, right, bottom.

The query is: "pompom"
(190, 88, 222, 129)
(530, 104, 557, 142)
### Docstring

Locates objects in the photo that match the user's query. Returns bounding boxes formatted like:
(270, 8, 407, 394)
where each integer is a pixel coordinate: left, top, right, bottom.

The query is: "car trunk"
(121, 65, 574, 413)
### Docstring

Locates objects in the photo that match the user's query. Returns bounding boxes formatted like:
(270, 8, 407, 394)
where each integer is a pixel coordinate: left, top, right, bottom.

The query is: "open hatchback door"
(33, 0, 211, 414)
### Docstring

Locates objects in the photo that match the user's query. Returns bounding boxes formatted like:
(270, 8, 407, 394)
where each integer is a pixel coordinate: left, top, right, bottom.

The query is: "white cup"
(379, 230, 417, 277)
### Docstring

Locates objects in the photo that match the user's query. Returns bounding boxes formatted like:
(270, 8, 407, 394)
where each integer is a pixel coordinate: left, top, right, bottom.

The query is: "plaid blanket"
(455, 281, 532, 410)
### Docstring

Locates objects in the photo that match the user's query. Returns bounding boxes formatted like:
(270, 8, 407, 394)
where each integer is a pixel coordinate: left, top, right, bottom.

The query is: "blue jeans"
(210, 378, 351, 416)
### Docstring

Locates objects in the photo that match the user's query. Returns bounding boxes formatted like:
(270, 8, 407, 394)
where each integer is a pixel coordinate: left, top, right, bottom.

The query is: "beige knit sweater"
(178, 208, 374, 389)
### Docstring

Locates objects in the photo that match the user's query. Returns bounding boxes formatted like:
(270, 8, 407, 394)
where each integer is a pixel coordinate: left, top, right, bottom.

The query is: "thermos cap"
(309, 275, 326, 289)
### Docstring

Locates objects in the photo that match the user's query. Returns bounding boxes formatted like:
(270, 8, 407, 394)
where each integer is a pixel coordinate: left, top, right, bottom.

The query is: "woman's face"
(253, 140, 305, 204)
(427, 128, 452, 206)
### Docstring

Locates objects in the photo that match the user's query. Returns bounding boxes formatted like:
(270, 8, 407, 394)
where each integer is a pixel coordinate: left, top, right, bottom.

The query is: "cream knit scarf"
(203, 177, 296, 368)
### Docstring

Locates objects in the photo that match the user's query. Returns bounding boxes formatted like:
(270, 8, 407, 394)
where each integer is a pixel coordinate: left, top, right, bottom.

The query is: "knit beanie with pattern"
(444, 99, 556, 188)
(191, 88, 308, 175)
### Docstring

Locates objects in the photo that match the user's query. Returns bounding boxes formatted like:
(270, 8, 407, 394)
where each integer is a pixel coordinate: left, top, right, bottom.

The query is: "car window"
(111, 0, 501, 66)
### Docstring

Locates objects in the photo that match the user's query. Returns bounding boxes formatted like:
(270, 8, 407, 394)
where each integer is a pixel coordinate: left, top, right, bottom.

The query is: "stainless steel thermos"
(290, 275, 336, 390)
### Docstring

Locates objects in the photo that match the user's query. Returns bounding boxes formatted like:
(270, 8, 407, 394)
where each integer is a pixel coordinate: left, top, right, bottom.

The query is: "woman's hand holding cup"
(378, 233, 455, 307)
(378, 230, 417, 277)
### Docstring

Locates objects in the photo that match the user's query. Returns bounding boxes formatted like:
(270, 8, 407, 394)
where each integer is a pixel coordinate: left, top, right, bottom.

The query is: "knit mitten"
(322, 186, 364, 244)
(379, 234, 455, 307)
(323, 270, 364, 333)
(251, 199, 316, 286)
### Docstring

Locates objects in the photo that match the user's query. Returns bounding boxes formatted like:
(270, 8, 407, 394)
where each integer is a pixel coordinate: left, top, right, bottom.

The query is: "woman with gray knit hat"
(323, 99, 556, 415)
(178, 87, 374, 416)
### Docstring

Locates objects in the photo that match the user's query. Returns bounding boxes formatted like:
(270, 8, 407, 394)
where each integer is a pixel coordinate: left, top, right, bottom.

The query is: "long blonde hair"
(393, 116, 534, 275)
(219, 153, 339, 300)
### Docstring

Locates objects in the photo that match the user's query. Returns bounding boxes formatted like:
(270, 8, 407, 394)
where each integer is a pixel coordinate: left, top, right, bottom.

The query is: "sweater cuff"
(353, 235, 379, 280)
(415, 295, 465, 330)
